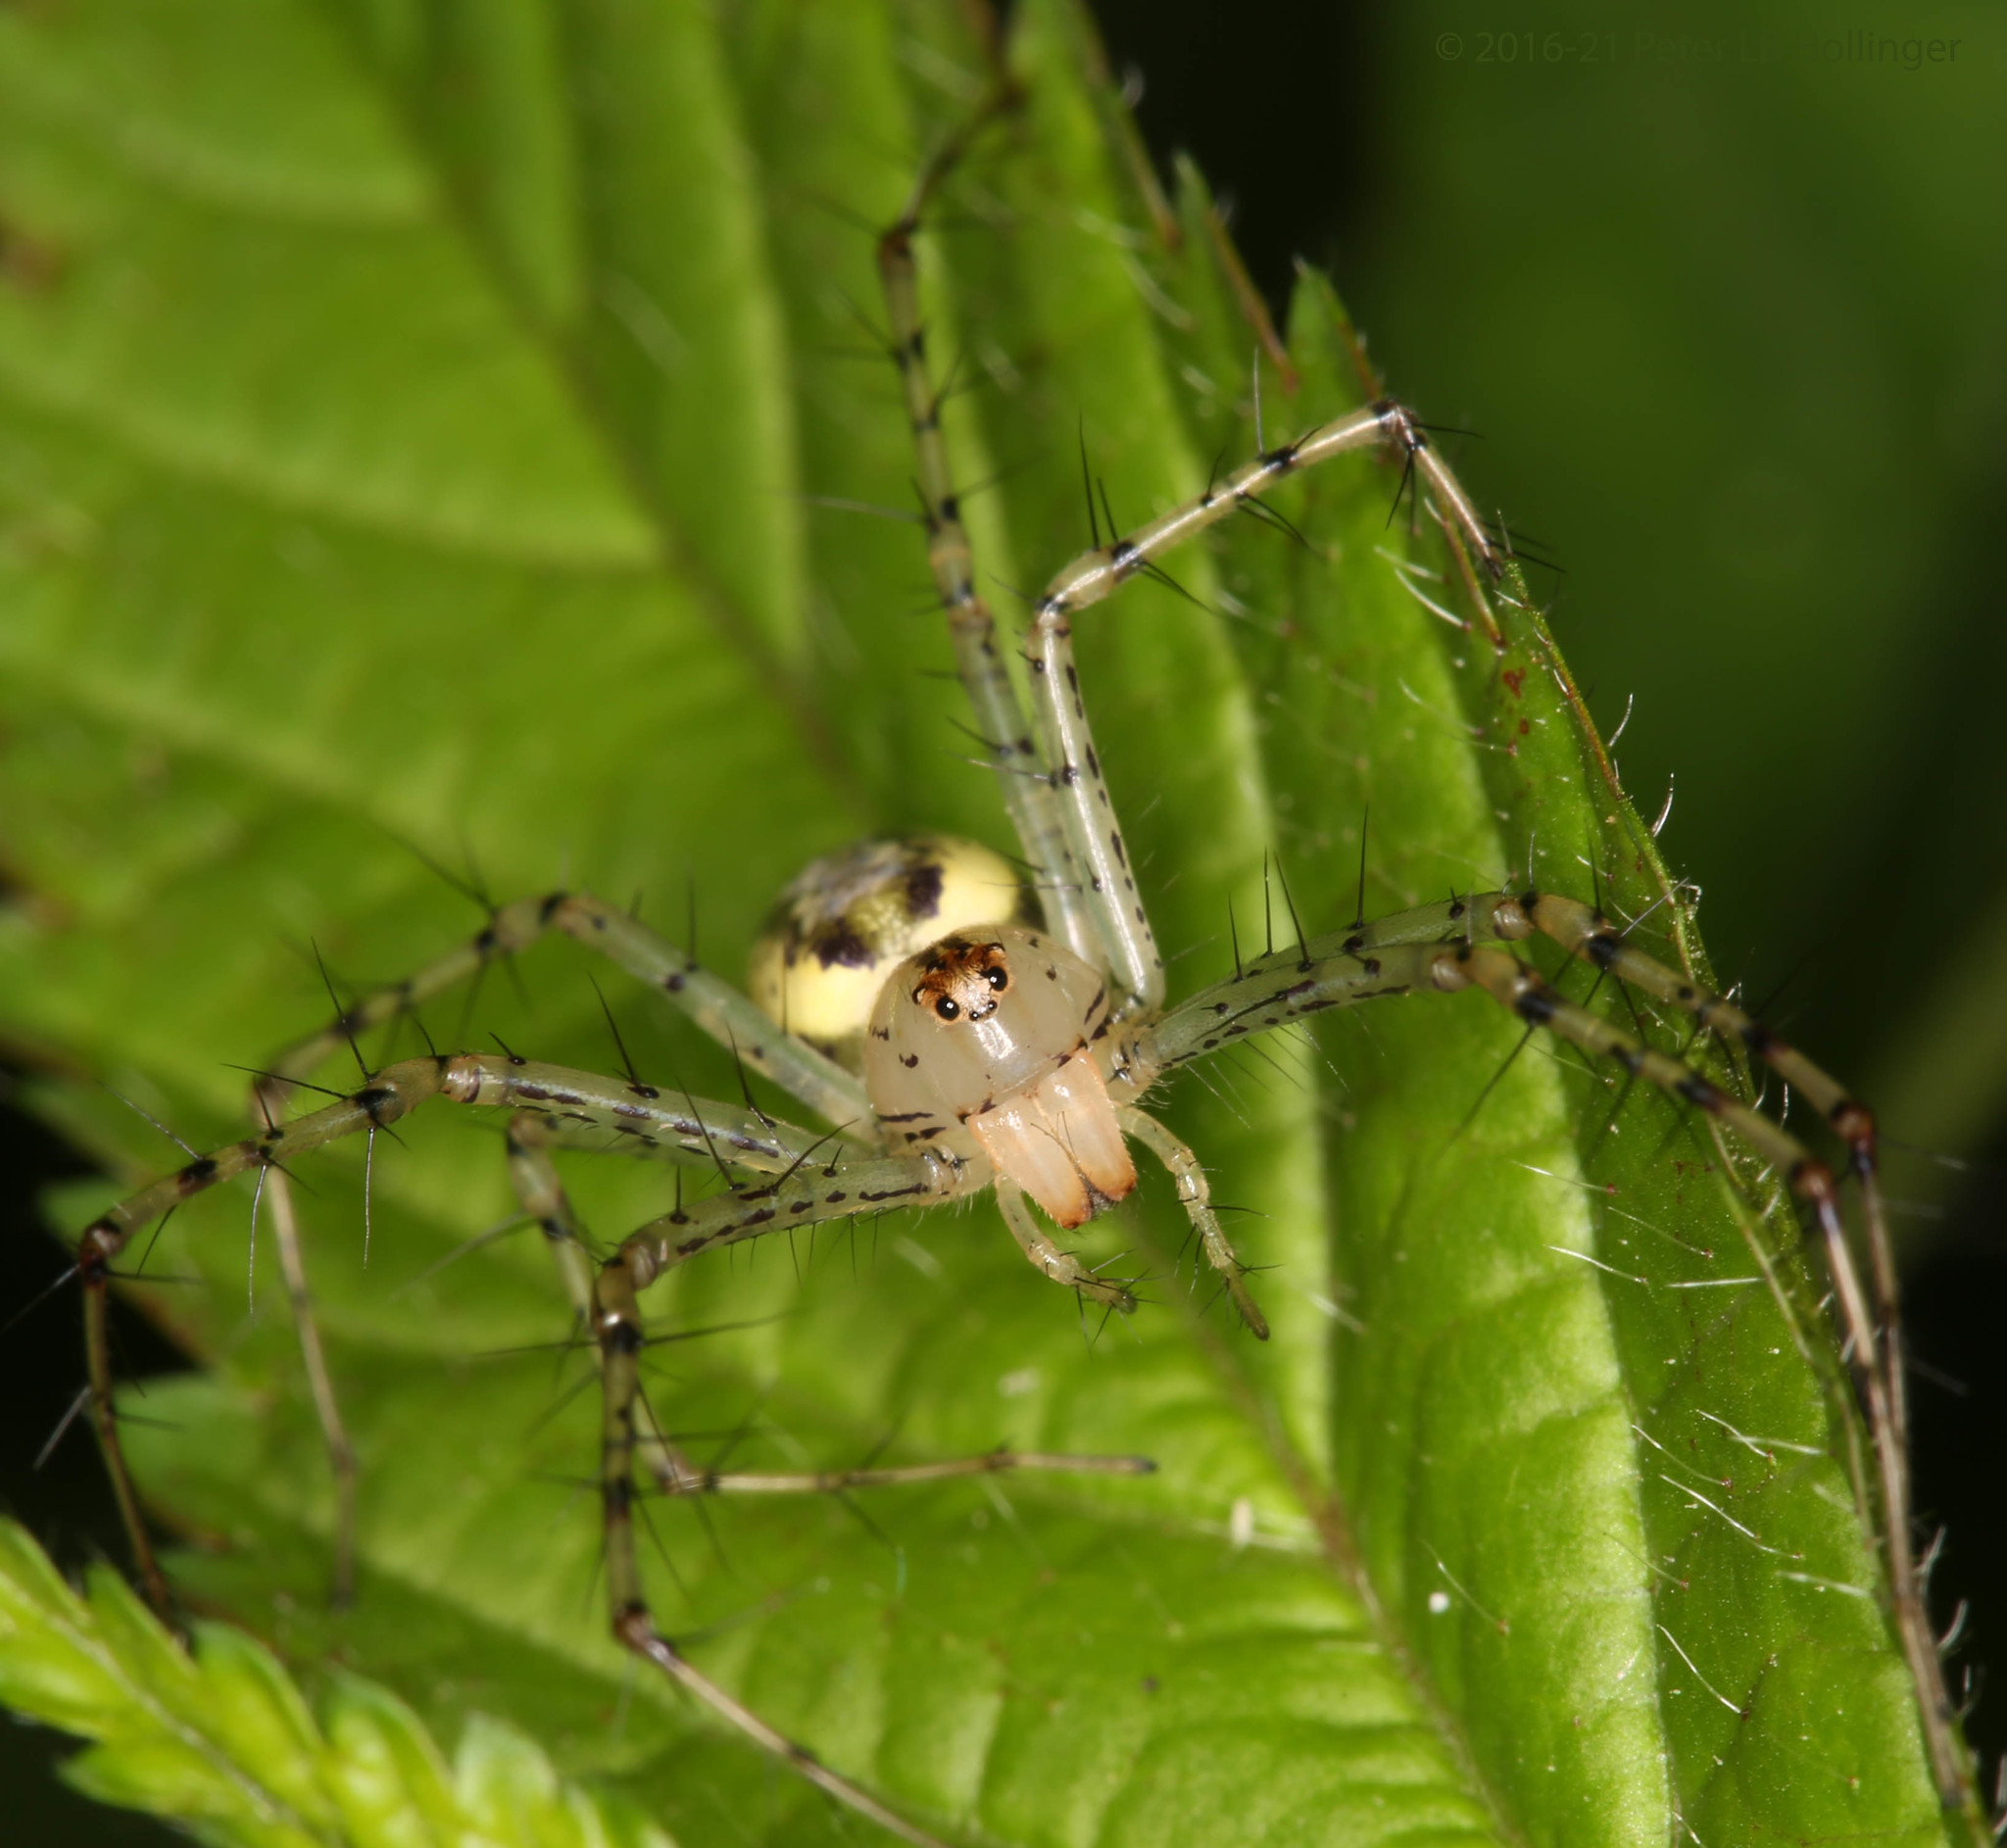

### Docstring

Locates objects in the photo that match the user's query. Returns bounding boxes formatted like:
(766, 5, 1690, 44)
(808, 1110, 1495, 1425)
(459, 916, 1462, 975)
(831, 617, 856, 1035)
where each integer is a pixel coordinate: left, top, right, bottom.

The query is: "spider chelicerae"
(40, 78, 1959, 1848)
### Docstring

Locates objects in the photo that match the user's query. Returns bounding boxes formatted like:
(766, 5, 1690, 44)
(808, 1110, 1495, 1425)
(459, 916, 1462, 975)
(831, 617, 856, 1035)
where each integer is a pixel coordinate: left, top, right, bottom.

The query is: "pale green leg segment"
(991, 1175, 1136, 1315)
(1119, 1106, 1268, 1340)
(877, 139, 1101, 970)
(590, 1142, 1003, 1848)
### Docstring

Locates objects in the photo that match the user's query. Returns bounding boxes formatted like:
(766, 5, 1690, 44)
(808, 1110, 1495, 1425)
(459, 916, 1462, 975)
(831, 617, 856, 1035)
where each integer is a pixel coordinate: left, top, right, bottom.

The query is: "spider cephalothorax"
(862, 916, 1136, 1230)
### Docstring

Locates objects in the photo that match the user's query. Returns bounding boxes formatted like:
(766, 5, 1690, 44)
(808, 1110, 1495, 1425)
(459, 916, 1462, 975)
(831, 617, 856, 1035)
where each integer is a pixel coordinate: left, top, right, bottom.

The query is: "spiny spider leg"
(234, 888, 871, 1602)
(994, 1176, 1138, 1313)
(263, 890, 869, 1136)
(892, 151, 1502, 1019)
(878, 99, 1101, 974)
(508, 1131, 1150, 1497)
(1310, 887, 1910, 1539)
(1016, 398, 1506, 1019)
(589, 1144, 1123, 1848)
(501, 1114, 599, 1320)
(1128, 890, 1951, 1797)
(1041, 400, 1503, 622)
(610, 1624, 944, 1848)
(643, 1445, 1152, 1498)
(1118, 1106, 1269, 1340)
(880, 107, 1164, 1011)
(76, 1052, 850, 1619)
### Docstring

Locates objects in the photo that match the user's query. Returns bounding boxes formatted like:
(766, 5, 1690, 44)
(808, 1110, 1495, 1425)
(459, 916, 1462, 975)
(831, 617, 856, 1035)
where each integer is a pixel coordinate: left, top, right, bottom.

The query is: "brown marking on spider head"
(911, 936, 1012, 1025)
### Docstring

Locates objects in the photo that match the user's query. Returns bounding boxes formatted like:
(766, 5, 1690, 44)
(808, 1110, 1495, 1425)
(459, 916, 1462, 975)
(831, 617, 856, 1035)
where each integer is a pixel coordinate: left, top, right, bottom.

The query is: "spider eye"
(984, 966, 1009, 992)
(933, 996, 960, 1021)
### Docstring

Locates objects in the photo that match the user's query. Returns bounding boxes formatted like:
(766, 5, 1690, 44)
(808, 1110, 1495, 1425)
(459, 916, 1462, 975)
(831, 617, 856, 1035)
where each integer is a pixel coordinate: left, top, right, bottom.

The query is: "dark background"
(5, 0, 2004, 1835)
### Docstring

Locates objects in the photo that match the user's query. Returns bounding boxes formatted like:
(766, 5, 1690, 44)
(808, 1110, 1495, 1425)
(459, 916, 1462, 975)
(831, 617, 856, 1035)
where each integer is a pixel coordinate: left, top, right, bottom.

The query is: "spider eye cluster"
(747, 834, 1028, 1067)
(906, 937, 1013, 1027)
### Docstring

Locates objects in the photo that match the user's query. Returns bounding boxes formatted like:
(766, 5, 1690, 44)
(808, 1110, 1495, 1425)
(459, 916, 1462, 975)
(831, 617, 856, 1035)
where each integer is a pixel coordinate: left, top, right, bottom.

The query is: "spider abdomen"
(747, 835, 1030, 1065)
(864, 925, 1135, 1228)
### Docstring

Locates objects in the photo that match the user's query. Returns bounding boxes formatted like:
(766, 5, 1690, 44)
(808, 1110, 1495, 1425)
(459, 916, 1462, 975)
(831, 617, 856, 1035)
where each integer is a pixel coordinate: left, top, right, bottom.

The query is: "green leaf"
(0, 1520, 670, 1848)
(0, 3, 1972, 1845)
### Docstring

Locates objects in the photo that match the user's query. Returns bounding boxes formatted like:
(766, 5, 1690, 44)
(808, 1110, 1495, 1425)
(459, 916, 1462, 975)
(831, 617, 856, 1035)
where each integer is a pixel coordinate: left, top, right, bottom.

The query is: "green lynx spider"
(53, 104, 1955, 1848)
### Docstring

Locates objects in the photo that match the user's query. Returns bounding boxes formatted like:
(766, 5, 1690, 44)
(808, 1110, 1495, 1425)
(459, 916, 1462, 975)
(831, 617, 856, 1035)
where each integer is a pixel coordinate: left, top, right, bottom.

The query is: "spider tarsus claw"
(1221, 1272, 1270, 1340)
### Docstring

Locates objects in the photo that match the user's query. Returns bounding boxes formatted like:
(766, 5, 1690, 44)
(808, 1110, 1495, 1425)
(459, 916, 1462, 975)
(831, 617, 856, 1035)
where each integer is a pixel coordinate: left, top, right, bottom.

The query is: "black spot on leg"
(176, 1156, 219, 1191)
(1585, 932, 1624, 971)
(1513, 986, 1558, 1028)
(1676, 1075, 1722, 1112)
(76, 1223, 117, 1281)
